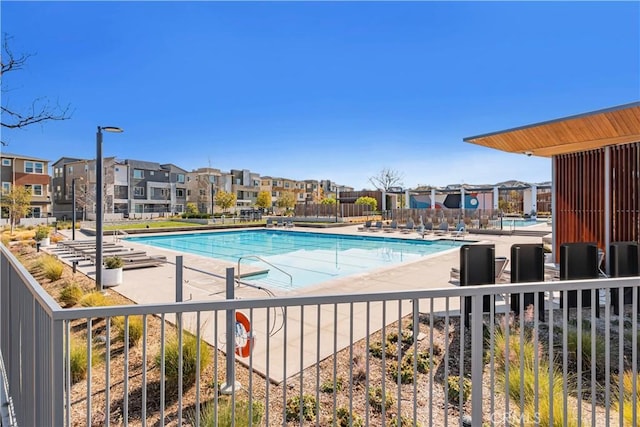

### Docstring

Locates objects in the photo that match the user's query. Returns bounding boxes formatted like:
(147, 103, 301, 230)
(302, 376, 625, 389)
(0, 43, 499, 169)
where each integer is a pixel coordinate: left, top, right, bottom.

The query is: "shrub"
(386, 330, 414, 346)
(34, 226, 50, 241)
(41, 255, 64, 281)
(320, 376, 343, 393)
(155, 333, 211, 389)
(387, 359, 414, 384)
(69, 341, 98, 383)
(1, 235, 10, 247)
(59, 282, 85, 307)
(336, 406, 364, 427)
(447, 376, 472, 403)
(615, 370, 640, 426)
(113, 316, 144, 347)
(368, 386, 394, 412)
(104, 256, 124, 269)
(193, 397, 264, 427)
(50, 234, 64, 244)
(79, 291, 110, 307)
(404, 348, 431, 374)
(285, 394, 317, 422)
(389, 415, 420, 427)
(493, 326, 538, 371)
(566, 324, 609, 380)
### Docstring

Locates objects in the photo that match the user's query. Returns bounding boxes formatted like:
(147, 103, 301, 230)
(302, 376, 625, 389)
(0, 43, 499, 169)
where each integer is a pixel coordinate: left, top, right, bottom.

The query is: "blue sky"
(1, 1, 638, 190)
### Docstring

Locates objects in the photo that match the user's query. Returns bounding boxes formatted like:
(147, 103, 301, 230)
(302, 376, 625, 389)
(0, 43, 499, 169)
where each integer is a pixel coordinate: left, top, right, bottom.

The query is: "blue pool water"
(494, 218, 545, 228)
(127, 230, 467, 290)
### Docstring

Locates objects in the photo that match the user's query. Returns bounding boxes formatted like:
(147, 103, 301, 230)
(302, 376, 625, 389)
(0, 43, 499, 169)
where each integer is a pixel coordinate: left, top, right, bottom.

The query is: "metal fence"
(1, 244, 639, 426)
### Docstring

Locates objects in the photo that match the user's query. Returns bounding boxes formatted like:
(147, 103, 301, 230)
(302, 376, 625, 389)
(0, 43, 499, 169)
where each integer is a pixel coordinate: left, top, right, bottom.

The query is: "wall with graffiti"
(409, 192, 494, 210)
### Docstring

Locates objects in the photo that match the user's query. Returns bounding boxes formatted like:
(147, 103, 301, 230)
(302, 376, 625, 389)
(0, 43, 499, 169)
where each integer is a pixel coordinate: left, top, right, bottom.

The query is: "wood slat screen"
(555, 141, 640, 260)
(611, 142, 640, 243)
(555, 149, 605, 252)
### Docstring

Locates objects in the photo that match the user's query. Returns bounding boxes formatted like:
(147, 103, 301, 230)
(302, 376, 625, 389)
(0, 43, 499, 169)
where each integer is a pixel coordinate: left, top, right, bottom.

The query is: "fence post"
(471, 294, 484, 423)
(51, 319, 64, 427)
(221, 267, 241, 394)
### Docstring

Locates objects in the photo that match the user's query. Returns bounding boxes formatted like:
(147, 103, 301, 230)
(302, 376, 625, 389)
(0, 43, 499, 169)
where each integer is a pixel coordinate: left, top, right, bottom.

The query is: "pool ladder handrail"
(113, 229, 129, 242)
(237, 255, 293, 288)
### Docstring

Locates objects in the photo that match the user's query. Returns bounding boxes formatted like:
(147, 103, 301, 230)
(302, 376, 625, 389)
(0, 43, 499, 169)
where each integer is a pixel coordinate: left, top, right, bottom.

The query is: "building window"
(2, 159, 11, 166)
(177, 174, 185, 183)
(1, 182, 10, 193)
(133, 169, 144, 179)
(176, 189, 184, 197)
(134, 187, 145, 197)
(30, 207, 41, 218)
(199, 189, 206, 196)
(175, 204, 184, 213)
(32, 184, 43, 196)
(67, 166, 73, 174)
(150, 171, 155, 176)
(187, 190, 191, 196)
(25, 161, 44, 174)
(115, 167, 119, 172)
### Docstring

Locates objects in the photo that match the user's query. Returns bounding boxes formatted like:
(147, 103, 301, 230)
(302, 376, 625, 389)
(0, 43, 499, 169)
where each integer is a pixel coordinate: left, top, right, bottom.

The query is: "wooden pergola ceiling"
(464, 102, 640, 157)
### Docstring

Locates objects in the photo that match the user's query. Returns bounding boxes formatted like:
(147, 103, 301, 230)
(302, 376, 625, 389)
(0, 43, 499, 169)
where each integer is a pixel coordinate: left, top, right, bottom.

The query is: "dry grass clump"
(112, 315, 144, 347)
(615, 370, 640, 426)
(41, 254, 64, 281)
(79, 291, 111, 307)
(155, 333, 210, 389)
(69, 341, 100, 383)
(59, 282, 85, 307)
(193, 397, 264, 427)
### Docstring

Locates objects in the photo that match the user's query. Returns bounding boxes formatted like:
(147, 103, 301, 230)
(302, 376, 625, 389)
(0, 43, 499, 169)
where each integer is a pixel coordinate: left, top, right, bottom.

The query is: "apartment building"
(52, 157, 188, 219)
(185, 167, 222, 214)
(1, 152, 52, 219)
(125, 160, 188, 216)
(230, 169, 260, 207)
(260, 176, 306, 207)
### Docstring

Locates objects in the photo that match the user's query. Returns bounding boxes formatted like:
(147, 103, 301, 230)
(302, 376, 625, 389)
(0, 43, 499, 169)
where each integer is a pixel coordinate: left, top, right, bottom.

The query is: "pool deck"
(51, 222, 552, 383)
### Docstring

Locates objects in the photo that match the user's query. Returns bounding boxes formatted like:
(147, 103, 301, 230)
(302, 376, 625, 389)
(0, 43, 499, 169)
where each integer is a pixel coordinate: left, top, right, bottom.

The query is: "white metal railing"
(2, 243, 640, 426)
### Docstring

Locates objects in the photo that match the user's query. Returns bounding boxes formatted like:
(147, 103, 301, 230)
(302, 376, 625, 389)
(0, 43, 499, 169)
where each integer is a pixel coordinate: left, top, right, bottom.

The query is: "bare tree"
(369, 168, 404, 191)
(1, 34, 71, 145)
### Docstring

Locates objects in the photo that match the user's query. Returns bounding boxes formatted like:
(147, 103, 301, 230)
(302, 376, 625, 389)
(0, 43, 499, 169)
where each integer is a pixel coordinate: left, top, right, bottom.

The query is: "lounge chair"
(384, 220, 398, 233)
(87, 250, 148, 264)
(401, 219, 415, 234)
(434, 222, 449, 236)
(121, 255, 167, 270)
(369, 221, 383, 232)
(358, 220, 372, 231)
(285, 219, 294, 228)
(265, 218, 275, 228)
(276, 218, 285, 227)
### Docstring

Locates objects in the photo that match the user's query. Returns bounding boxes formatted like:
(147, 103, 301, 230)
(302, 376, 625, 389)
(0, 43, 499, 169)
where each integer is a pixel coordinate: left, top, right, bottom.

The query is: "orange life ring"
(234, 311, 253, 358)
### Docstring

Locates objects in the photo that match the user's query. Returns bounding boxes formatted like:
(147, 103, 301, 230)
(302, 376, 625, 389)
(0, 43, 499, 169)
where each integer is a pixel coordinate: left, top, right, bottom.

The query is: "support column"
(404, 189, 410, 209)
(530, 184, 537, 215)
(431, 188, 436, 213)
(493, 187, 499, 210)
(604, 147, 611, 273)
(551, 157, 557, 262)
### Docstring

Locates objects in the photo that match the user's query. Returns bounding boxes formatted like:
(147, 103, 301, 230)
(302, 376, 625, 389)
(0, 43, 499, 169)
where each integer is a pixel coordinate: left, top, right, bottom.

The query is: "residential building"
(51, 157, 189, 220)
(230, 169, 260, 207)
(126, 160, 188, 216)
(186, 167, 222, 214)
(1, 152, 52, 219)
(51, 157, 92, 220)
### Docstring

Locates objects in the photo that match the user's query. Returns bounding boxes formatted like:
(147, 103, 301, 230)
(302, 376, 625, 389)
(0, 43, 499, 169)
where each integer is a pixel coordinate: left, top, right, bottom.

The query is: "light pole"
(96, 126, 123, 291)
(72, 178, 76, 240)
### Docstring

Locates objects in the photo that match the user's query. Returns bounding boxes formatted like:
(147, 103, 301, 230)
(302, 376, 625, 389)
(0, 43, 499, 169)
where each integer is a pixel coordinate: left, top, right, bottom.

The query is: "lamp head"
(523, 151, 533, 157)
(100, 126, 124, 133)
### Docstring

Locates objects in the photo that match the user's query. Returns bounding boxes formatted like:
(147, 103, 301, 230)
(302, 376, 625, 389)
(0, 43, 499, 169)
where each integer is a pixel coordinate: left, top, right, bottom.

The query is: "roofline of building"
(463, 101, 640, 142)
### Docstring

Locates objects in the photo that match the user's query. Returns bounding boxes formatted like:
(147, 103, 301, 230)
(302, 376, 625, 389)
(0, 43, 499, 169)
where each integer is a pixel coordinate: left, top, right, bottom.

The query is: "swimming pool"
(491, 218, 545, 228)
(127, 230, 467, 290)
